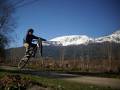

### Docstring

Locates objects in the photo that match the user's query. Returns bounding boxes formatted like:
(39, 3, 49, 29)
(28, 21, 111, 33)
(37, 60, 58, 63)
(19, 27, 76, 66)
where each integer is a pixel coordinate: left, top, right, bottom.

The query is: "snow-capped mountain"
(49, 35, 93, 46)
(96, 30, 120, 43)
(44, 30, 120, 46)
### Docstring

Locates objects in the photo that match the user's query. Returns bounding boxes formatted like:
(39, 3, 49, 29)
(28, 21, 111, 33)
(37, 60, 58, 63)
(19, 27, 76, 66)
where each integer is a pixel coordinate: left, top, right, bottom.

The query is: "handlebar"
(32, 39, 60, 45)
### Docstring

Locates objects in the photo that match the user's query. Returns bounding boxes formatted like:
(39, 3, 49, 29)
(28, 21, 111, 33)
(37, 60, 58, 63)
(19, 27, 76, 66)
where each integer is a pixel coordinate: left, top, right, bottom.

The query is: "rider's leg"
(25, 46, 30, 57)
(25, 50, 30, 57)
(24, 43, 30, 56)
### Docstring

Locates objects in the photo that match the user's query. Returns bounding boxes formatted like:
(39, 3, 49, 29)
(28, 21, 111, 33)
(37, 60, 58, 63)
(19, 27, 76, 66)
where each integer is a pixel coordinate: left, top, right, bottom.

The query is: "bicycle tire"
(18, 56, 30, 69)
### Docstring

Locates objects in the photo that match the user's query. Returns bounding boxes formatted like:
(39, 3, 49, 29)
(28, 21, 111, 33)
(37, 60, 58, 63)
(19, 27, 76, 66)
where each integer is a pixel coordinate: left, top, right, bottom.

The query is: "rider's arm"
(32, 35, 39, 39)
(39, 37, 46, 41)
(32, 35, 46, 41)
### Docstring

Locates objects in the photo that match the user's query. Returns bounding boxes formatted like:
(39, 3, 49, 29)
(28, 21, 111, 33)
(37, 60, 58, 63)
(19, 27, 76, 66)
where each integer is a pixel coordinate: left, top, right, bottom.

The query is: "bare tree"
(0, 0, 16, 60)
(60, 46, 65, 67)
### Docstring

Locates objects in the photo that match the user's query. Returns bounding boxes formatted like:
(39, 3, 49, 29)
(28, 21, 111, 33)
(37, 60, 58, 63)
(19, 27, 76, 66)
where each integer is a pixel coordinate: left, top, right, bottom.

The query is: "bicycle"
(18, 38, 43, 69)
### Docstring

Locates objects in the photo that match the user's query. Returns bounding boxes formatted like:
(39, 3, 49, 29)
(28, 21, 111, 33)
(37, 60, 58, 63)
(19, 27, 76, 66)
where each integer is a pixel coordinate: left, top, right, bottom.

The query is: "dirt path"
(1, 66, 120, 89)
(64, 76, 120, 89)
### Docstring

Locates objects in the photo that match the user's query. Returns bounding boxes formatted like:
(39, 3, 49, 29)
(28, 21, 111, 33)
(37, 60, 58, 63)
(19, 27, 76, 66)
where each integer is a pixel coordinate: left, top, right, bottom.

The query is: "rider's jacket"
(24, 34, 39, 45)
(23, 34, 46, 45)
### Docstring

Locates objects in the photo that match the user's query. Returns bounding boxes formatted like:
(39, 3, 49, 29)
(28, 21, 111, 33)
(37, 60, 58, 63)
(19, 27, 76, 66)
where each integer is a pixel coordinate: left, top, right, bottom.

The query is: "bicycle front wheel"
(18, 56, 30, 69)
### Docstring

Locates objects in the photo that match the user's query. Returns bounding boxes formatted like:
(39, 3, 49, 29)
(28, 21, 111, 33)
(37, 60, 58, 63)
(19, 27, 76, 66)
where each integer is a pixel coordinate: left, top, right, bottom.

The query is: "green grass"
(30, 76, 118, 90)
(0, 70, 119, 90)
(27, 68, 120, 79)
(24, 64, 120, 79)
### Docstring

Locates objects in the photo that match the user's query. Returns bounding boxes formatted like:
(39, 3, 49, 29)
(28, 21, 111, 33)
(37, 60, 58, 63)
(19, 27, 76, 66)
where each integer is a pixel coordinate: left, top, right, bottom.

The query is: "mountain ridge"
(47, 30, 120, 46)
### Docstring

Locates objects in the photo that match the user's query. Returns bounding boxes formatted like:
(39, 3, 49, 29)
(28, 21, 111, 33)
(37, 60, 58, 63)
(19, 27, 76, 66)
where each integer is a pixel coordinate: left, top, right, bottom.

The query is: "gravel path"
(64, 76, 120, 89)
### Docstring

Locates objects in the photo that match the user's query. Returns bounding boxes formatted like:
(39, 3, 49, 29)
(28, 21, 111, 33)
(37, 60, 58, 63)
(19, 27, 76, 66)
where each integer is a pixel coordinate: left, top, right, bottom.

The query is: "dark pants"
(30, 43, 37, 49)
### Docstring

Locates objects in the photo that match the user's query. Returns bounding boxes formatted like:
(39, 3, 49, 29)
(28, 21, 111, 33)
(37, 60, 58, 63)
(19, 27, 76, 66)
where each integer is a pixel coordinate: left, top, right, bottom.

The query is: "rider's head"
(28, 28, 34, 35)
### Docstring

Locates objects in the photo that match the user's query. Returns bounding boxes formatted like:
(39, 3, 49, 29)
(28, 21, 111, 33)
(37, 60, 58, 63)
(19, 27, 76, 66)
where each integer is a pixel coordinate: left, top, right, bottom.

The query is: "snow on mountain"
(95, 30, 120, 43)
(50, 35, 93, 46)
(44, 30, 120, 46)
(43, 41, 62, 46)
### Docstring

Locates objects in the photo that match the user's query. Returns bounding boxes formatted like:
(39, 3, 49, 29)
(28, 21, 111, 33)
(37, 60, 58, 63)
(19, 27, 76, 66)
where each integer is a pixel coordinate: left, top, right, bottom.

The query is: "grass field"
(0, 69, 119, 90)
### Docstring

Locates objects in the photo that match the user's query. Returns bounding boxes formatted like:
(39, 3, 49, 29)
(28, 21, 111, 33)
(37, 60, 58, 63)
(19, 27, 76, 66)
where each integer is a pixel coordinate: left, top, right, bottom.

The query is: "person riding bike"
(23, 28, 46, 57)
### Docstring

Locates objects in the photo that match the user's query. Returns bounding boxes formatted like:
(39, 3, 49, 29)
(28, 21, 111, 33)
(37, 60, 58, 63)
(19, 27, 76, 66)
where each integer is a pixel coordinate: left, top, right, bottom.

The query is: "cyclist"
(23, 28, 46, 57)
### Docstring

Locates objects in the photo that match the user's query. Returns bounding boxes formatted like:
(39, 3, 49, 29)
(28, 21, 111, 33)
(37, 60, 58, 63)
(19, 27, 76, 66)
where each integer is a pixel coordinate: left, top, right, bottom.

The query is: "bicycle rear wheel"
(18, 56, 30, 69)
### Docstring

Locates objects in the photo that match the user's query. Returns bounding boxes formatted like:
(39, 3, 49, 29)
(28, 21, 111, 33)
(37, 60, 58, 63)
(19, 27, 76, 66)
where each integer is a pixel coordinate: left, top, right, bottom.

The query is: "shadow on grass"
(0, 68, 80, 78)
(0, 67, 120, 79)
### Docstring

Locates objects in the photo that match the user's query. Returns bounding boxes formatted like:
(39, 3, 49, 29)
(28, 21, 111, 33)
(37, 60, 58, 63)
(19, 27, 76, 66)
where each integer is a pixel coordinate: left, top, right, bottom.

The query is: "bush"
(0, 74, 47, 90)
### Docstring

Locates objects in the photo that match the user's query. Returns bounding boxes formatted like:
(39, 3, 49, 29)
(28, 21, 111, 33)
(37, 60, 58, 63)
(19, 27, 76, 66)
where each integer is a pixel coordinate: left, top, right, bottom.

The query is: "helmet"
(28, 28, 34, 33)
